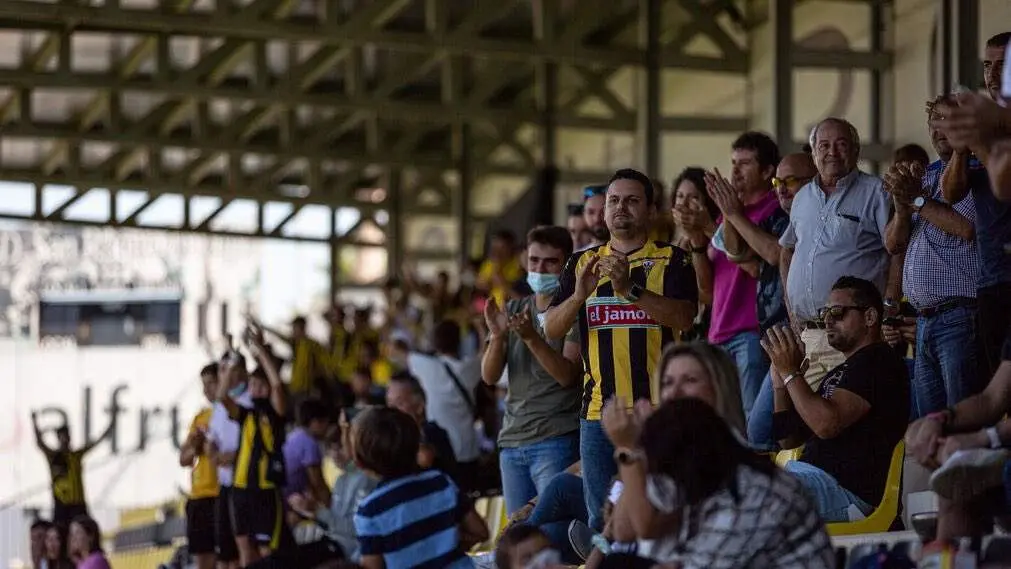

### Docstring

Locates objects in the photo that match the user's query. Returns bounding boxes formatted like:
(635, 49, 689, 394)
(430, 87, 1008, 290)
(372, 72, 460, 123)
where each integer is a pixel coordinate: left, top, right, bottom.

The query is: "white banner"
(0, 341, 211, 512)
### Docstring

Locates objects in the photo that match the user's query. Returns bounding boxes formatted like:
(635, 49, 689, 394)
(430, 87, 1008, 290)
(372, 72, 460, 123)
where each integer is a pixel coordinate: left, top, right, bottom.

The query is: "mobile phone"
(882, 316, 903, 327)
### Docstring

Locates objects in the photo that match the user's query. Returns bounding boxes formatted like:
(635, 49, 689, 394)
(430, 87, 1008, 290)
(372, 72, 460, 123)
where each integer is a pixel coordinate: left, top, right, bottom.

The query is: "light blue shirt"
(780, 169, 891, 321)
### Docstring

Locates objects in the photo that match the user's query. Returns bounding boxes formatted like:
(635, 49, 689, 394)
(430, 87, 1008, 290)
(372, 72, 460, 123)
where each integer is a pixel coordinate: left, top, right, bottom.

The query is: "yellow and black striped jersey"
(49, 450, 86, 507)
(550, 240, 697, 420)
(232, 405, 286, 491)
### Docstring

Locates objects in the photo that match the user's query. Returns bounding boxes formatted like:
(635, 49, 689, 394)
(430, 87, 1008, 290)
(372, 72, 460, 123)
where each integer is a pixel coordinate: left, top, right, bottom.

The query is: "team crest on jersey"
(641, 259, 654, 278)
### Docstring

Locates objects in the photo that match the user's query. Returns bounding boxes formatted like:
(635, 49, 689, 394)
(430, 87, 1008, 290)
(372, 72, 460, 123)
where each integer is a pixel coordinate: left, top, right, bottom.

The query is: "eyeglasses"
(772, 176, 812, 191)
(818, 305, 869, 321)
(583, 185, 607, 199)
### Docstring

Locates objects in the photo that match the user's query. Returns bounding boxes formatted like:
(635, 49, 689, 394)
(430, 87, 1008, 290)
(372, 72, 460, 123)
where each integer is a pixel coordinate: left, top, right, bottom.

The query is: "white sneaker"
(929, 448, 1009, 503)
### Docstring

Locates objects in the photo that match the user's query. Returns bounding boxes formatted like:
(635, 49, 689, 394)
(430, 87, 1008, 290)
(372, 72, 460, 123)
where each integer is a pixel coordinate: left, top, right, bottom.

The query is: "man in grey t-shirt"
(481, 226, 583, 515)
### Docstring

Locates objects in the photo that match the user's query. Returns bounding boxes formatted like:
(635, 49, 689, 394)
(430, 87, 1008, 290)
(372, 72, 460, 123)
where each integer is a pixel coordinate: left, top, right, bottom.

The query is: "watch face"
(914, 197, 925, 208)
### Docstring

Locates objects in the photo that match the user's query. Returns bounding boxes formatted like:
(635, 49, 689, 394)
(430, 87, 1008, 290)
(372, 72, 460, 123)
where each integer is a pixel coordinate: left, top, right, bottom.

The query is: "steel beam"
(0, 185, 389, 248)
(639, 0, 661, 178)
(0, 69, 638, 131)
(791, 49, 892, 70)
(0, 1, 739, 72)
(772, 0, 793, 150)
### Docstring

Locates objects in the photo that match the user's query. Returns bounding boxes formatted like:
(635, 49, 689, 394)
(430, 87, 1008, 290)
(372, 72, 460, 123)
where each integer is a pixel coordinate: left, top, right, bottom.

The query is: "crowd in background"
(23, 29, 1011, 569)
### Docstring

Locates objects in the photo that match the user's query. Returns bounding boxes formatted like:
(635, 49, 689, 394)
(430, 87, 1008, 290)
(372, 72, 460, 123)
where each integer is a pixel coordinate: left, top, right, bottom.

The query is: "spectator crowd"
(23, 29, 1011, 569)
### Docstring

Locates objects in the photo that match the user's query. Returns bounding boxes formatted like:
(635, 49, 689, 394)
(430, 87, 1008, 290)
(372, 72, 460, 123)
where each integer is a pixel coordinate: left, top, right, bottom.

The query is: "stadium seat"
(470, 495, 506, 553)
(106, 545, 176, 569)
(826, 441, 905, 536)
(774, 446, 802, 468)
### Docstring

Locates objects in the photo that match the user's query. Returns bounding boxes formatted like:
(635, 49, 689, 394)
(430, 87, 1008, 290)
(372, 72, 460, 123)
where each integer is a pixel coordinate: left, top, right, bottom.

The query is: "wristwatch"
(613, 447, 645, 466)
(912, 196, 927, 211)
(626, 283, 644, 302)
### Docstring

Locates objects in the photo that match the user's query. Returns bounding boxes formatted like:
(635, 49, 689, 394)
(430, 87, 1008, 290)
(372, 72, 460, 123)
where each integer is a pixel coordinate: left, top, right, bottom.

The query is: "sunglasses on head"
(772, 176, 812, 191)
(583, 185, 607, 199)
(818, 304, 869, 321)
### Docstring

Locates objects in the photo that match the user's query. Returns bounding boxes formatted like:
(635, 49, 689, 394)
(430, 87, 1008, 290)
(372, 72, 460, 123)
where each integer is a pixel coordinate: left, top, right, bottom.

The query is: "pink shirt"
(708, 191, 782, 344)
(77, 551, 112, 569)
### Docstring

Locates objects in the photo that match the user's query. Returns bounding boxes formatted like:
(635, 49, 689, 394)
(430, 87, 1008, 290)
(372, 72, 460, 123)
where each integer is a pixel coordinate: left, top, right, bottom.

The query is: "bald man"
(774, 152, 817, 213)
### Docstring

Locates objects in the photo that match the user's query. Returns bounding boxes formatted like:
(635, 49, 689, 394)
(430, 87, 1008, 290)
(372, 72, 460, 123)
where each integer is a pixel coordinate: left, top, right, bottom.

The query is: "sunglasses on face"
(583, 185, 607, 199)
(818, 304, 869, 321)
(772, 176, 812, 192)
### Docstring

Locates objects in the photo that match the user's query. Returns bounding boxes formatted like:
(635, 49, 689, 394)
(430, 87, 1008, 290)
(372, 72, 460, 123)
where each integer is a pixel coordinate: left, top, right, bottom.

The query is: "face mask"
(228, 383, 247, 398)
(252, 396, 271, 410)
(526, 272, 560, 295)
(524, 548, 562, 569)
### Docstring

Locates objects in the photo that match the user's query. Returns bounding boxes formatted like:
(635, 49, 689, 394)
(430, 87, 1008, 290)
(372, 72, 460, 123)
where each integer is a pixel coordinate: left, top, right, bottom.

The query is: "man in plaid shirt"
(883, 93, 981, 418)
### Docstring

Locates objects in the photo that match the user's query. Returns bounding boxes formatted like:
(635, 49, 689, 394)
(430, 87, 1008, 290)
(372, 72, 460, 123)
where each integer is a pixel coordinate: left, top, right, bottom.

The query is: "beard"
(591, 226, 610, 242)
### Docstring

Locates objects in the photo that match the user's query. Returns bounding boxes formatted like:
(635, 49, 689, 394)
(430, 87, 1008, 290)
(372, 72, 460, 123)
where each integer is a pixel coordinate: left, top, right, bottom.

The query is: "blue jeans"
(913, 306, 979, 418)
(785, 461, 873, 523)
(526, 472, 587, 565)
(747, 371, 777, 452)
(499, 432, 580, 515)
(580, 419, 616, 532)
(719, 330, 769, 419)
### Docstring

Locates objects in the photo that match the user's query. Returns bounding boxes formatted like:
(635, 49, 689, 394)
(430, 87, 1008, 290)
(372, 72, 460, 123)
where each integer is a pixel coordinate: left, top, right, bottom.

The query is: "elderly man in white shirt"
(206, 350, 254, 569)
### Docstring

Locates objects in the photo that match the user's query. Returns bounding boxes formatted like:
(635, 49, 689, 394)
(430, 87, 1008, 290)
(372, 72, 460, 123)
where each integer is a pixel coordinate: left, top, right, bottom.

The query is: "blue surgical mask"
(228, 383, 247, 398)
(526, 272, 560, 295)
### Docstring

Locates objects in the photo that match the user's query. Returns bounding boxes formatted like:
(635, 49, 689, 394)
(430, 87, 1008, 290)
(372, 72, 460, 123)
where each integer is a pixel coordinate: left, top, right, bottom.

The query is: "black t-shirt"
(773, 342, 909, 506)
(423, 421, 459, 481)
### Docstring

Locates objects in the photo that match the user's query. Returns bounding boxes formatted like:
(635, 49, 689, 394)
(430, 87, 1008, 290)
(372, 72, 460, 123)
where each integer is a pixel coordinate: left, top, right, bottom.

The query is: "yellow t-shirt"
(478, 257, 524, 307)
(370, 358, 394, 387)
(188, 408, 219, 499)
(290, 337, 330, 394)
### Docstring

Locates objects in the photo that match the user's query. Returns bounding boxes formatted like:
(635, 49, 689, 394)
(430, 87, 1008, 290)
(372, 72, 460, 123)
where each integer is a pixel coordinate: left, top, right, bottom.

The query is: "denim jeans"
(913, 306, 979, 418)
(747, 371, 777, 452)
(526, 471, 587, 565)
(718, 330, 769, 419)
(499, 432, 580, 515)
(580, 419, 616, 532)
(785, 460, 873, 523)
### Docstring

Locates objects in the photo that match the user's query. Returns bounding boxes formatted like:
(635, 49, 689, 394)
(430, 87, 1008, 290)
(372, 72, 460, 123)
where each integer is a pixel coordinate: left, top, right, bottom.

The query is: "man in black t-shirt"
(768, 276, 909, 523)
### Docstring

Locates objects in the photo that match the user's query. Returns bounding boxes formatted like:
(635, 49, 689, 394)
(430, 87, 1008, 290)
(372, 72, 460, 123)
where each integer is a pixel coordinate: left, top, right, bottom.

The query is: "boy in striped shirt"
(352, 407, 488, 569)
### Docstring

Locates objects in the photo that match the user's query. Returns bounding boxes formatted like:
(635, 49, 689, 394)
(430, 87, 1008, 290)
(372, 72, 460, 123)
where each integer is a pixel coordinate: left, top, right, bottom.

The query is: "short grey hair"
(808, 117, 861, 151)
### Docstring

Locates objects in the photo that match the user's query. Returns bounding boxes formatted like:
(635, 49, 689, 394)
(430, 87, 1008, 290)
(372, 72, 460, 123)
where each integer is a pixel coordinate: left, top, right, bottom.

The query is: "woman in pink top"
(68, 516, 111, 569)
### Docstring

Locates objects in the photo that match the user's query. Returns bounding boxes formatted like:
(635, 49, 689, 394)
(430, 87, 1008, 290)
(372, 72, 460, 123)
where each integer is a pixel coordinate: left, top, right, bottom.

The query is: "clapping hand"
(508, 310, 538, 342)
(760, 325, 807, 376)
(602, 397, 654, 448)
(883, 162, 925, 206)
(704, 168, 743, 217)
(672, 204, 710, 243)
(930, 91, 1007, 150)
(596, 252, 631, 298)
(483, 298, 508, 339)
(575, 255, 602, 301)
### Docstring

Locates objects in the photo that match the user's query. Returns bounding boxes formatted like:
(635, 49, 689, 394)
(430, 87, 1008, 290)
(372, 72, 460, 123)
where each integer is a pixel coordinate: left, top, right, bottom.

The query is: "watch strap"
(613, 447, 645, 465)
(986, 426, 1002, 449)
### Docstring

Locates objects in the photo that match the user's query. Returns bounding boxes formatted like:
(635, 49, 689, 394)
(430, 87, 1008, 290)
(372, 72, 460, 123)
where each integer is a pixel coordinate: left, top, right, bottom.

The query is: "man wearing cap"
(578, 185, 608, 251)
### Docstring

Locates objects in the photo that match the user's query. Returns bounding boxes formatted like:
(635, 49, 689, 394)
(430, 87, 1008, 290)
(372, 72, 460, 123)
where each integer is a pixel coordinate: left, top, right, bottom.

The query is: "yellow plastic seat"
(775, 446, 803, 468)
(826, 441, 905, 536)
(470, 495, 505, 553)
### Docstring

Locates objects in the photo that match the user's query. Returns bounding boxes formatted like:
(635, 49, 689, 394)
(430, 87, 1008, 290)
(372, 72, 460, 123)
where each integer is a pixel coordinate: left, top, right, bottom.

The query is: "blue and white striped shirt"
(902, 159, 979, 309)
(354, 469, 473, 569)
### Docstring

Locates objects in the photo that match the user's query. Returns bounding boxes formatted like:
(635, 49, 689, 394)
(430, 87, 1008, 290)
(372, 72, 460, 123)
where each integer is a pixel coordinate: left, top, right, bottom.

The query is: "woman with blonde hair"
(577, 342, 748, 566)
(650, 342, 746, 436)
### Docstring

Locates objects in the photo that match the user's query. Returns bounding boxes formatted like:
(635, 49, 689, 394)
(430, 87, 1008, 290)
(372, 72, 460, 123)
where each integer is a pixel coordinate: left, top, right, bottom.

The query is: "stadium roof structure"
(0, 0, 898, 267)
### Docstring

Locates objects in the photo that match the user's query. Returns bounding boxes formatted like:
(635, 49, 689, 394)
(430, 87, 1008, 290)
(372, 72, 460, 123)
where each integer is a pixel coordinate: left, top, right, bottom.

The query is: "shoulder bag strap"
(441, 360, 477, 417)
